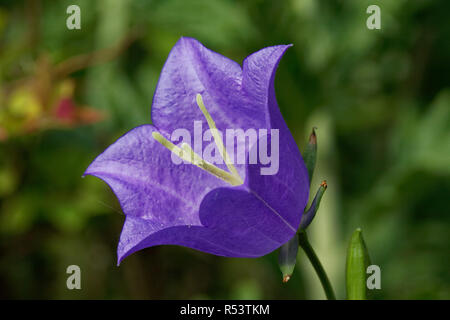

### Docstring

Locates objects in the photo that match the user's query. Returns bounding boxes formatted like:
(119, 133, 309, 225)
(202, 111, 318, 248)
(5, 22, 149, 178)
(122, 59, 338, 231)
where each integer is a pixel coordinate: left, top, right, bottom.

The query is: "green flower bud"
(346, 228, 371, 300)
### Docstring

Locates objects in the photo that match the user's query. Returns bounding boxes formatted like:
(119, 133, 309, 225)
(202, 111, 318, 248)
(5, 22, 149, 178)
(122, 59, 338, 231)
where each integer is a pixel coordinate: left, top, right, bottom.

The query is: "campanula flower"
(84, 37, 309, 264)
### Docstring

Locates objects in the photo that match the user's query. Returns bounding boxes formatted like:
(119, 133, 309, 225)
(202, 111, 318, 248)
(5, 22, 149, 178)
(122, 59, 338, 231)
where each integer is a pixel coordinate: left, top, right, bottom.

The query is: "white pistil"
(195, 94, 241, 179)
(152, 93, 244, 186)
(152, 131, 243, 186)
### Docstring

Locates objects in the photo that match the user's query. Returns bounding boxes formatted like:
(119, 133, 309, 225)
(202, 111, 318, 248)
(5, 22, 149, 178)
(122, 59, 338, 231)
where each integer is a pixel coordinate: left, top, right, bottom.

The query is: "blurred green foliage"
(0, 0, 449, 299)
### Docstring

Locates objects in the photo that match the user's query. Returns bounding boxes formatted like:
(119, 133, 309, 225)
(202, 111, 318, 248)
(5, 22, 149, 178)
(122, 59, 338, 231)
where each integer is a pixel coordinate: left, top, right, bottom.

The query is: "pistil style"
(151, 94, 244, 186)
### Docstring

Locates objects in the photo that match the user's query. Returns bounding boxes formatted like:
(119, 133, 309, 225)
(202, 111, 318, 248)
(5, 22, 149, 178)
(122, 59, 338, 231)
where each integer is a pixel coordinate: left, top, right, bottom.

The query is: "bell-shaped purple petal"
(84, 37, 309, 264)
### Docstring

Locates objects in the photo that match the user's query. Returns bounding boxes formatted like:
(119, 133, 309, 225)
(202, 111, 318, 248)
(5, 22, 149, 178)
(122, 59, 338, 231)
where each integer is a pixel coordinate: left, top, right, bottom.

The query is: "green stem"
(298, 230, 336, 300)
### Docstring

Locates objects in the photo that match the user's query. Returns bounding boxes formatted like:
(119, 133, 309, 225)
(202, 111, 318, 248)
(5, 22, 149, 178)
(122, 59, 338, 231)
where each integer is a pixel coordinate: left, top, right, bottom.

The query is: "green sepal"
(302, 127, 317, 186)
(299, 181, 327, 230)
(278, 234, 299, 283)
(278, 127, 319, 282)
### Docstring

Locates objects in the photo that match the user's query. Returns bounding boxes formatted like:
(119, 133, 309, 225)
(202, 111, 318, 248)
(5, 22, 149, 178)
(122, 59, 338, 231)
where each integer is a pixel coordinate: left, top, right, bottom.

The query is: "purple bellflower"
(84, 37, 309, 265)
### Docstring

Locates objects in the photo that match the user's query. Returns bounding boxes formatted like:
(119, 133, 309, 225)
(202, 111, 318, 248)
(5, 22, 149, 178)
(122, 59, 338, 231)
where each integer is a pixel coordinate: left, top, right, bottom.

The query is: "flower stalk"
(298, 230, 336, 300)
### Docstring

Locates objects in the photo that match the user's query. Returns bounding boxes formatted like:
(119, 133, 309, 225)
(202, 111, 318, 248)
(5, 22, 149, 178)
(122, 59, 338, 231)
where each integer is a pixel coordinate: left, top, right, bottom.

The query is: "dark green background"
(0, 0, 448, 299)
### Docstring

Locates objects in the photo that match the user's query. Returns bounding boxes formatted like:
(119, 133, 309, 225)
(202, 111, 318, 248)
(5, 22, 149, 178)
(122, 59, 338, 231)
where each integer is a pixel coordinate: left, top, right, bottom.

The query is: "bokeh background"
(0, 0, 449, 299)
